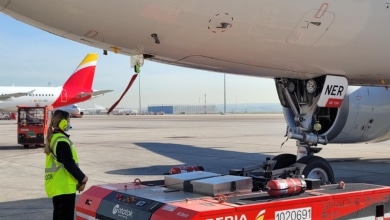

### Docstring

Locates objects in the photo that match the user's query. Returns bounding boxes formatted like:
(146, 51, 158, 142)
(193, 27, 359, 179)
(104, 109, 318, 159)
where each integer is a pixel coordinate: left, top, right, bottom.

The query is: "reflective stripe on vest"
(45, 135, 77, 173)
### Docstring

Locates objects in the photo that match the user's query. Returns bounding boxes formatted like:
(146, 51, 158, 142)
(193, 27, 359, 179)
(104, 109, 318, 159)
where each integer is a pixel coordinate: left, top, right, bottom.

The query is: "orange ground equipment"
(17, 105, 52, 148)
(76, 171, 390, 220)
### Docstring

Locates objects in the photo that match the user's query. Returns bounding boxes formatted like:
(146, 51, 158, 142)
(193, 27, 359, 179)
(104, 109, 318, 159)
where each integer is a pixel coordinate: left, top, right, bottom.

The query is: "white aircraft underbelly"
(1, 0, 388, 85)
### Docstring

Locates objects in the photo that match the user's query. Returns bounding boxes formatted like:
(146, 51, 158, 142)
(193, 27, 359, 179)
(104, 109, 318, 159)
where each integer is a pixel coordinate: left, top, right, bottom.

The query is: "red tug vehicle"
(76, 161, 390, 220)
(17, 105, 52, 148)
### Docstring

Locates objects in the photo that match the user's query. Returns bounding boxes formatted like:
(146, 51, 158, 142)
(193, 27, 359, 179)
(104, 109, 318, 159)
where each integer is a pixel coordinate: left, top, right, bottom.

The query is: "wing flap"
(91, 89, 113, 98)
(75, 89, 113, 99)
(0, 90, 35, 101)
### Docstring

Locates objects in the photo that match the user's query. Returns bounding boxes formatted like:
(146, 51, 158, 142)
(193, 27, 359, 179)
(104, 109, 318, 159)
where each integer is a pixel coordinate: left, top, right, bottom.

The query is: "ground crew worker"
(44, 110, 88, 220)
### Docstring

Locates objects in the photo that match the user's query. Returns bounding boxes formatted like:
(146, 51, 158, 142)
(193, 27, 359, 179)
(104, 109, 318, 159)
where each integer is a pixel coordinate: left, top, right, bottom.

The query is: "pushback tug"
(76, 160, 390, 220)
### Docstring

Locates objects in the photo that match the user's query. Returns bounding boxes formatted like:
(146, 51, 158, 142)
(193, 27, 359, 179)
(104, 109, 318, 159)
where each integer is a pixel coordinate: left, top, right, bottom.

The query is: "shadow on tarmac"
(106, 142, 390, 185)
(106, 142, 279, 176)
(0, 145, 44, 151)
(0, 197, 52, 220)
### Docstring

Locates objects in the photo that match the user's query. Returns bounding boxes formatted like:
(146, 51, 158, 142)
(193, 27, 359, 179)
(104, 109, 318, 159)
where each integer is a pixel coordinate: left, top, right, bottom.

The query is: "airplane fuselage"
(6, 0, 390, 187)
(0, 86, 91, 112)
(1, 0, 389, 85)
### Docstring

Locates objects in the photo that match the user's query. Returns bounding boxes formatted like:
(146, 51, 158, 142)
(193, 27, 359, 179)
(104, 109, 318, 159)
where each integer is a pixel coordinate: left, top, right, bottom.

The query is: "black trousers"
(52, 193, 76, 220)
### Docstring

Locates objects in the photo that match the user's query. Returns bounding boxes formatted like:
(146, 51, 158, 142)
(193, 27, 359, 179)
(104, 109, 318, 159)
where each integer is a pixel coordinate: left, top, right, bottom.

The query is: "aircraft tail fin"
(62, 53, 98, 90)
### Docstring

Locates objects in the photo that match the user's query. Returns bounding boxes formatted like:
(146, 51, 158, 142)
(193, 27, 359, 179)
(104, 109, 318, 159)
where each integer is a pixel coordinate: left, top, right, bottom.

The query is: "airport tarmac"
(1, 114, 390, 219)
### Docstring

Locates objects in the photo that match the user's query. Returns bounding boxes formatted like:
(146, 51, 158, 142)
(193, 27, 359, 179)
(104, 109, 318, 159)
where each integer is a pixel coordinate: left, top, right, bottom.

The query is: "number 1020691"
(275, 207, 311, 220)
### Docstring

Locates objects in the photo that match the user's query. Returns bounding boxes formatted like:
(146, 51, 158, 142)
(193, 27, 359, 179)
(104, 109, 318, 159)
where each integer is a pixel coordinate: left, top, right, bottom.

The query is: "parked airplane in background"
(56, 104, 83, 118)
(81, 104, 108, 115)
(80, 104, 139, 115)
(4, 1, 390, 184)
(0, 53, 113, 112)
(111, 108, 139, 115)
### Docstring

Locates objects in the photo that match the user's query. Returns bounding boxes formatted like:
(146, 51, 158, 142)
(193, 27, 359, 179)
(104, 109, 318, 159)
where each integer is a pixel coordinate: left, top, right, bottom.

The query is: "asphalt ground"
(1, 114, 390, 219)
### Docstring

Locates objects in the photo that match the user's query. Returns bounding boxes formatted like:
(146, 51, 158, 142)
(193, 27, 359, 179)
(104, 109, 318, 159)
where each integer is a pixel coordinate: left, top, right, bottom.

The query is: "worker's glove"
(77, 182, 86, 193)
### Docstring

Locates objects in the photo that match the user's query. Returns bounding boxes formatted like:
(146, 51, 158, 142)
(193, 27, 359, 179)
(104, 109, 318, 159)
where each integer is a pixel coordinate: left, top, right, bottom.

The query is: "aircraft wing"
(77, 92, 93, 98)
(76, 90, 113, 99)
(0, 90, 35, 101)
(91, 89, 113, 99)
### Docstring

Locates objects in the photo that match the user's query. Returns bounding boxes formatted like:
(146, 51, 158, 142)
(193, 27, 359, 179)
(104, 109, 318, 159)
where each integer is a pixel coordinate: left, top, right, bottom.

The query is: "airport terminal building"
(147, 104, 218, 115)
(146, 103, 282, 115)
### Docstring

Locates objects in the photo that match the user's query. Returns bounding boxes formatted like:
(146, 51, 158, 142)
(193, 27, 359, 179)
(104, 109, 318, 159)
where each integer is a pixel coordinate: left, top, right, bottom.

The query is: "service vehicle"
(76, 162, 390, 220)
(0, 112, 10, 120)
(17, 105, 52, 148)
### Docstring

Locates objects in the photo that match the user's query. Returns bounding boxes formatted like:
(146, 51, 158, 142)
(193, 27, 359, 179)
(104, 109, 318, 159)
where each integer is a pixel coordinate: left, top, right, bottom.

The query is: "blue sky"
(0, 13, 279, 109)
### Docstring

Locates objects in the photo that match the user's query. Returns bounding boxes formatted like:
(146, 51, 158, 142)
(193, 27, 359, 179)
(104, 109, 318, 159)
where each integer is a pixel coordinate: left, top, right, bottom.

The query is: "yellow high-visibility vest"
(45, 133, 79, 198)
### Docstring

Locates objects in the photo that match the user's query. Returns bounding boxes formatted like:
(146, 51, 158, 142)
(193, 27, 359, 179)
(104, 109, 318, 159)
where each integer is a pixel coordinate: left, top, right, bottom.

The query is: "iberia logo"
(256, 210, 265, 220)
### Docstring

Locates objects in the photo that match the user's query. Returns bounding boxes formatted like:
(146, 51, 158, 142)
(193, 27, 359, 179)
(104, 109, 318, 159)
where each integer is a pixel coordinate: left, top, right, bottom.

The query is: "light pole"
(204, 93, 207, 114)
(138, 73, 141, 114)
(236, 95, 237, 113)
(224, 74, 226, 115)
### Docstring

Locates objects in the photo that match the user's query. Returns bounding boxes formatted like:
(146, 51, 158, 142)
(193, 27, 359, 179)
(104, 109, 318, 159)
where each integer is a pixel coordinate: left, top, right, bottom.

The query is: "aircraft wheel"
(272, 153, 297, 170)
(297, 155, 335, 184)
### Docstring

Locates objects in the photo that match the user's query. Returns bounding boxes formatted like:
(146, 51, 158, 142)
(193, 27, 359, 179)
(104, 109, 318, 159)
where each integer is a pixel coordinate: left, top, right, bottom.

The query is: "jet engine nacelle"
(284, 86, 390, 144)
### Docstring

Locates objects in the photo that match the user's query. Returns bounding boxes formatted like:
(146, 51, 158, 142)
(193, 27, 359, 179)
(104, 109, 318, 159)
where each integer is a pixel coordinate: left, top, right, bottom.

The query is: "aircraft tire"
(272, 153, 297, 170)
(297, 155, 335, 184)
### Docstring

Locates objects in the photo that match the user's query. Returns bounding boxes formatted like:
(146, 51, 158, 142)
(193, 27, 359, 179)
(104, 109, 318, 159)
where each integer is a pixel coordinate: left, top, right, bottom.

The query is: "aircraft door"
(60, 89, 68, 103)
(287, 3, 335, 47)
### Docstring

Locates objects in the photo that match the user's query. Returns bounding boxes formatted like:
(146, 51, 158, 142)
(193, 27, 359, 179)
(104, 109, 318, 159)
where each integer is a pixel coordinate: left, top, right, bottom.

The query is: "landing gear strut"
(230, 76, 347, 188)
(272, 76, 344, 184)
(273, 77, 334, 184)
